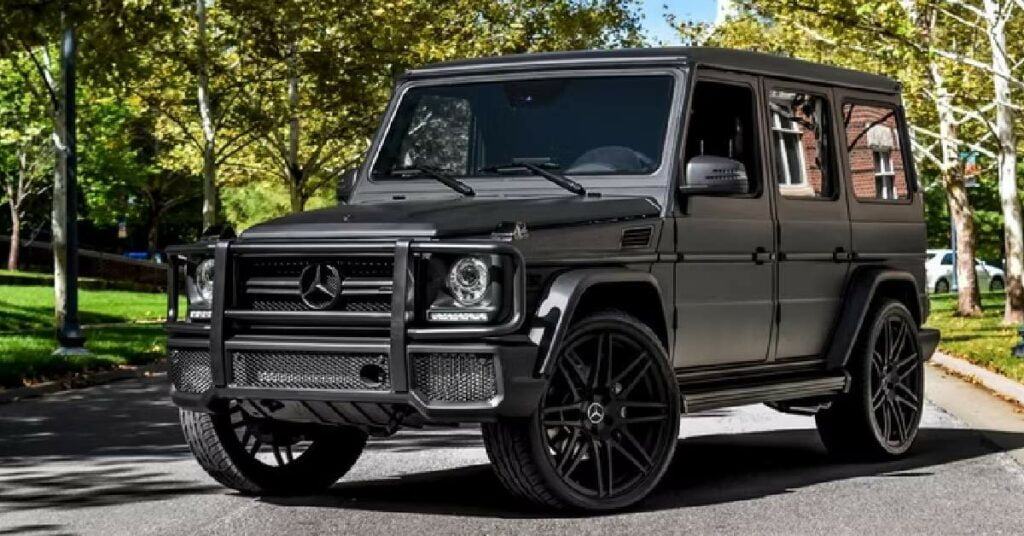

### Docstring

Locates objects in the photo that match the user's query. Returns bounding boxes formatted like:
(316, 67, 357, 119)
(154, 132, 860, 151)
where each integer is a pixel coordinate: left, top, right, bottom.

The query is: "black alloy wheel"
(483, 311, 679, 511)
(817, 300, 924, 459)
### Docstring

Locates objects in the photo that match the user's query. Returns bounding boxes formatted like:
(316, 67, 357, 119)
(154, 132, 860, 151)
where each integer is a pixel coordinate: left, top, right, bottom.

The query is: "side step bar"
(680, 373, 850, 414)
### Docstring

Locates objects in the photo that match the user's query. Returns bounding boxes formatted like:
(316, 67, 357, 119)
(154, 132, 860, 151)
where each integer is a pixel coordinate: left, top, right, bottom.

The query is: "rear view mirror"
(679, 155, 749, 196)
(337, 168, 358, 204)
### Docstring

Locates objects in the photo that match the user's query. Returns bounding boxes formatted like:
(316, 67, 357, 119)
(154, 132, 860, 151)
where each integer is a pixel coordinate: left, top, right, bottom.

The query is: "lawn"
(0, 283, 173, 388)
(926, 291, 1024, 384)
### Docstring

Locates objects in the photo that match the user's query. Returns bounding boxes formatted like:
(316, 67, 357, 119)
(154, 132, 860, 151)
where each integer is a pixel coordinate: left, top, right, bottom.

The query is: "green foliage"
(927, 292, 1024, 383)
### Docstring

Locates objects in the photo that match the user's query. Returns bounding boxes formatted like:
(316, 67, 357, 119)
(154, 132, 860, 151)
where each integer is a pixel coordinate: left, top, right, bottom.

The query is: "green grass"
(0, 283, 173, 388)
(0, 284, 170, 332)
(926, 291, 1024, 384)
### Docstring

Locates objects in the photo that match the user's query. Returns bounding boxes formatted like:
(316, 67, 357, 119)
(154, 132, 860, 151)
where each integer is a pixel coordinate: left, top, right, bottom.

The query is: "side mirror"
(337, 168, 358, 204)
(678, 155, 750, 196)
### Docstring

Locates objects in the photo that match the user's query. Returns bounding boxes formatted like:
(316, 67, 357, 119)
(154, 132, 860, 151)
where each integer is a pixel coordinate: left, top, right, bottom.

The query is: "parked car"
(926, 248, 1005, 293)
(165, 48, 940, 511)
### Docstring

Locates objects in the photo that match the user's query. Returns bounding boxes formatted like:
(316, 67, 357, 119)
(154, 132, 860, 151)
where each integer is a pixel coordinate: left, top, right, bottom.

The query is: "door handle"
(833, 247, 853, 262)
(753, 247, 771, 265)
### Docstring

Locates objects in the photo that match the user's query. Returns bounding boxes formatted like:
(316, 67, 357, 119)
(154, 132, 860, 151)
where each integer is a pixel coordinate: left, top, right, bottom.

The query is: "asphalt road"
(2, 367, 1024, 536)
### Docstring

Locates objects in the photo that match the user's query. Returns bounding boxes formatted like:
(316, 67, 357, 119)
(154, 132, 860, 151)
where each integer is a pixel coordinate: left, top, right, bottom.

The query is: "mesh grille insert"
(411, 353, 498, 403)
(169, 350, 213, 393)
(231, 351, 391, 391)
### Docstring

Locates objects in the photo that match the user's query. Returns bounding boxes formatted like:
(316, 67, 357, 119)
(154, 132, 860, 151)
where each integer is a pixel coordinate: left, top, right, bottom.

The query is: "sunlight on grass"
(926, 291, 1024, 383)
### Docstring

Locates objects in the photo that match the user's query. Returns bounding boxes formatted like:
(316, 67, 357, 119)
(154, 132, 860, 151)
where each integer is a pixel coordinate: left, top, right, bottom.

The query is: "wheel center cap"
(586, 402, 606, 425)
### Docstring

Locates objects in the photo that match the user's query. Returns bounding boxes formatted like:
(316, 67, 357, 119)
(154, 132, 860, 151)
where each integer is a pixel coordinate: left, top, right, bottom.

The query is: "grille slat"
(238, 257, 394, 315)
(231, 351, 391, 391)
(411, 353, 498, 403)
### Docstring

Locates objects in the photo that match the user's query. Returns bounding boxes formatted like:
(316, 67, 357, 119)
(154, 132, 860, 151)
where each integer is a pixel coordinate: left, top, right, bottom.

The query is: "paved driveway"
(2, 369, 1024, 535)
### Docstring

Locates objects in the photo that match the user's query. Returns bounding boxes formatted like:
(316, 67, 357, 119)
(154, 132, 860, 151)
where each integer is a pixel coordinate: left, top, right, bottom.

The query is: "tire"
(816, 300, 924, 460)
(482, 310, 680, 511)
(180, 404, 367, 495)
(934, 278, 950, 294)
(990, 277, 1005, 291)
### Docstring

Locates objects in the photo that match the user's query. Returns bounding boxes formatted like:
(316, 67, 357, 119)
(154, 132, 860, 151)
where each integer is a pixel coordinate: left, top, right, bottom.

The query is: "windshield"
(372, 75, 675, 180)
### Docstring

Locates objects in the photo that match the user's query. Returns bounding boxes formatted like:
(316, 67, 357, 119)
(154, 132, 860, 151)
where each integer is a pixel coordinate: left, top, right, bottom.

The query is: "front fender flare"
(529, 268, 665, 376)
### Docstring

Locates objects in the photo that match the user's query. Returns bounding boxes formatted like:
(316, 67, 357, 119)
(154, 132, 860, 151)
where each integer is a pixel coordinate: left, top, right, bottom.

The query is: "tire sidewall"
(854, 301, 924, 457)
(526, 312, 680, 511)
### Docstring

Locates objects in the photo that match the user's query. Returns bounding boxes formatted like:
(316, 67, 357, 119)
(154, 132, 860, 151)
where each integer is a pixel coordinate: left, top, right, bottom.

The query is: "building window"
(874, 150, 896, 199)
(772, 109, 807, 187)
(769, 90, 834, 199)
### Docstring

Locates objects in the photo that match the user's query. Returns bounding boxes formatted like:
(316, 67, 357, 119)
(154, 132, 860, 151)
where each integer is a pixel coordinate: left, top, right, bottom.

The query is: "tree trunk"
(930, 61, 982, 316)
(40, 46, 69, 328)
(286, 43, 303, 213)
(7, 204, 19, 272)
(196, 0, 217, 230)
(982, 0, 1024, 324)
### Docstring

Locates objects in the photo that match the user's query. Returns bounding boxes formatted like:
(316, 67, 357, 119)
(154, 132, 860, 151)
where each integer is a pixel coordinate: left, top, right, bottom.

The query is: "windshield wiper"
(479, 161, 586, 196)
(387, 166, 475, 197)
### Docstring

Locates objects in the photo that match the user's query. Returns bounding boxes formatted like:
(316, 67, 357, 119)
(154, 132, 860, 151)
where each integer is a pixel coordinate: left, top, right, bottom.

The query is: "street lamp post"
(55, 14, 88, 356)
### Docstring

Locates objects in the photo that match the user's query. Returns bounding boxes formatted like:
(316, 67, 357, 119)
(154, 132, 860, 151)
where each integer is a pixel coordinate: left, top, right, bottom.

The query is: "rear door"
(763, 79, 852, 360)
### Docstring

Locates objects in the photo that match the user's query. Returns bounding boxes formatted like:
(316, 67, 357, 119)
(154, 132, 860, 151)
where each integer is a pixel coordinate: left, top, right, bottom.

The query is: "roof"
(404, 47, 900, 94)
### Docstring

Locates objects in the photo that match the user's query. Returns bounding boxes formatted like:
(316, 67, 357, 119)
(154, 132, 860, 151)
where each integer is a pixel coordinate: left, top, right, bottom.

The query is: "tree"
(0, 53, 52, 271)
(221, 0, 643, 213)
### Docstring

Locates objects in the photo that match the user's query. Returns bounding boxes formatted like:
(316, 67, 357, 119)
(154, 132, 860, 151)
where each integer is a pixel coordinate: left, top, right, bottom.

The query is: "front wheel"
(482, 311, 680, 511)
(180, 403, 367, 495)
(990, 277, 1005, 291)
(934, 278, 950, 294)
(816, 300, 924, 460)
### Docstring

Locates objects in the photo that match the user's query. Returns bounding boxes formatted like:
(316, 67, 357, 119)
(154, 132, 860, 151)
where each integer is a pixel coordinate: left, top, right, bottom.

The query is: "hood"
(240, 196, 661, 241)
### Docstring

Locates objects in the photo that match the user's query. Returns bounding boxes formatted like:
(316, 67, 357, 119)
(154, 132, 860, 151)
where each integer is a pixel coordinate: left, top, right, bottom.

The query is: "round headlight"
(195, 259, 216, 302)
(447, 257, 490, 305)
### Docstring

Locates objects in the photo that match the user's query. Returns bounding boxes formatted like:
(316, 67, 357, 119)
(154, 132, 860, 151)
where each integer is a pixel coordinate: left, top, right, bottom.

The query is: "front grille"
(238, 257, 394, 314)
(411, 353, 498, 403)
(169, 350, 213, 393)
(230, 351, 390, 391)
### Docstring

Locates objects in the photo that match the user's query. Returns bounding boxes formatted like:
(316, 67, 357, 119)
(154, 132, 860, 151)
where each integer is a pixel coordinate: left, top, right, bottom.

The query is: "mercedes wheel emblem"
(586, 402, 606, 425)
(298, 263, 343, 310)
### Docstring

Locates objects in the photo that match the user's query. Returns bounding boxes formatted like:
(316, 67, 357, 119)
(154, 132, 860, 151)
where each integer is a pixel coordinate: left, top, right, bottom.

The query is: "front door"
(674, 73, 775, 368)
(763, 79, 852, 360)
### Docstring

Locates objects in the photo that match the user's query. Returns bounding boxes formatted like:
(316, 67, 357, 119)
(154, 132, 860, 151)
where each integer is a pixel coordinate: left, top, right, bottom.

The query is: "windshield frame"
(352, 67, 688, 205)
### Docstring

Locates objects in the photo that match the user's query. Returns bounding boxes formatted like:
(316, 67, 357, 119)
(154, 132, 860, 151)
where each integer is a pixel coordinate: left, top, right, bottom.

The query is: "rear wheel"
(990, 277, 1005, 291)
(934, 278, 950, 293)
(816, 300, 924, 459)
(482, 311, 679, 511)
(180, 403, 367, 495)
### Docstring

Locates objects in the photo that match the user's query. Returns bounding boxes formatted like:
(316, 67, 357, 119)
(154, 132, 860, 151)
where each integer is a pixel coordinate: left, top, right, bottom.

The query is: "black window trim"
(762, 81, 841, 203)
(840, 96, 915, 206)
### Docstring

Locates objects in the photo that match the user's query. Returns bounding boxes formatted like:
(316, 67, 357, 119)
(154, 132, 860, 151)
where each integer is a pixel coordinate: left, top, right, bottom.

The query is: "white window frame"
(771, 108, 809, 188)
(873, 149, 896, 199)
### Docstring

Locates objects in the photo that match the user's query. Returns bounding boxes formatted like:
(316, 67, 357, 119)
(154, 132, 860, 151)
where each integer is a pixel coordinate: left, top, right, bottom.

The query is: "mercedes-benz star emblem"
(586, 402, 605, 425)
(298, 263, 343, 310)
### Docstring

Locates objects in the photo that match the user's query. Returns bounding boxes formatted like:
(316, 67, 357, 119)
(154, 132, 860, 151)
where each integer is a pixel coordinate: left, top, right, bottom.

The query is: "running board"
(679, 373, 850, 413)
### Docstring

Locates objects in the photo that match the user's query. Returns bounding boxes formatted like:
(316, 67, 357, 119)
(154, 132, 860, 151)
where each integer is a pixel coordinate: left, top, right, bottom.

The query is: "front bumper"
(165, 239, 543, 430)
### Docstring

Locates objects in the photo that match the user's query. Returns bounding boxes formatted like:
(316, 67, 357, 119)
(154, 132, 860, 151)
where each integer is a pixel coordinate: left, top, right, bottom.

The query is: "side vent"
(620, 226, 654, 249)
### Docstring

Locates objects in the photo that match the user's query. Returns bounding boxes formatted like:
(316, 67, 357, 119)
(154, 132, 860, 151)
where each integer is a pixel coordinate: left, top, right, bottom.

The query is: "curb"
(930, 352, 1024, 409)
(0, 361, 167, 404)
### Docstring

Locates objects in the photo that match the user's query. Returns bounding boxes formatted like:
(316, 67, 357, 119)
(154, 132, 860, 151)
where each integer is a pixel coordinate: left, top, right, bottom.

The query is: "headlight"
(195, 258, 216, 302)
(447, 257, 490, 306)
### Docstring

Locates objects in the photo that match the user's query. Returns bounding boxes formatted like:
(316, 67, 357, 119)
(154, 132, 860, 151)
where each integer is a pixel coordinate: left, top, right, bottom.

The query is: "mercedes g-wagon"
(166, 47, 940, 511)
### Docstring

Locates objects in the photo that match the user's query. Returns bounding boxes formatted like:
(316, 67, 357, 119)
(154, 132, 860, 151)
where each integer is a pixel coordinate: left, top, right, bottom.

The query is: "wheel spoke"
(560, 436, 588, 477)
(543, 403, 582, 415)
(619, 360, 652, 398)
(284, 444, 294, 463)
(871, 385, 886, 410)
(558, 362, 585, 403)
(611, 439, 648, 473)
(891, 401, 908, 443)
(881, 402, 892, 442)
(272, 445, 286, 466)
(621, 401, 667, 410)
(871, 351, 885, 379)
(895, 382, 919, 405)
(896, 354, 920, 381)
(890, 320, 909, 362)
(612, 351, 647, 388)
(622, 414, 667, 425)
(557, 429, 583, 474)
(543, 419, 584, 428)
(618, 427, 653, 466)
(591, 439, 606, 497)
(249, 438, 262, 456)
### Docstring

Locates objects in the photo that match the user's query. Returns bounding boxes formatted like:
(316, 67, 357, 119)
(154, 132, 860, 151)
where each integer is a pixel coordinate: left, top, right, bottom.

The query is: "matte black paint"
(164, 48, 936, 431)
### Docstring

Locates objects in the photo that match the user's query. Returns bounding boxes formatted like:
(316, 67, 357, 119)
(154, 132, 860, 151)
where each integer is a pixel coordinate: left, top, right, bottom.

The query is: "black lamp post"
(55, 13, 87, 356)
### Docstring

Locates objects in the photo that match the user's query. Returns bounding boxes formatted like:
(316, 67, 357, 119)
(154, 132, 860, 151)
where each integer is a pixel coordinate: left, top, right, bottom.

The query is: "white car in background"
(926, 248, 1005, 293)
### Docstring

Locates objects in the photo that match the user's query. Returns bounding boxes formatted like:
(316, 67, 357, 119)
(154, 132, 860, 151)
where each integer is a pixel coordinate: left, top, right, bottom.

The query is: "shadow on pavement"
(0, 376, 219, 513)
(267, 426, 1024, 518)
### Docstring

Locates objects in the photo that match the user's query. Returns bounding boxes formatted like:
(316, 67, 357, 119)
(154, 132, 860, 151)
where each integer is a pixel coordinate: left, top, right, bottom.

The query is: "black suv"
(166, 48, 940, 511)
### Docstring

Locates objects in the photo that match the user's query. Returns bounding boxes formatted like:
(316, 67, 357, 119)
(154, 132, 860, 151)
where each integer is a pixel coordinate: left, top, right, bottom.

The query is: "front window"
(372, 75, 675, 181)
